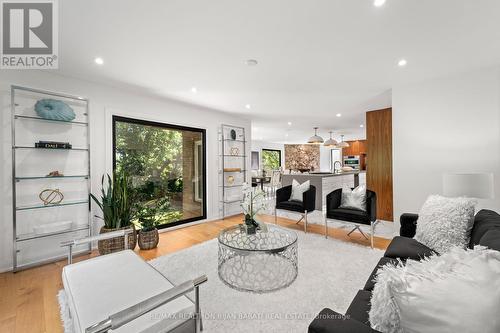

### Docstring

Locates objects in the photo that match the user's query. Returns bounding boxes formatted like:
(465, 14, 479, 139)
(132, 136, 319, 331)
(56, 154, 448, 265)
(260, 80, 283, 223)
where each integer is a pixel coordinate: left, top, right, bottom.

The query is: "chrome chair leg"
(370, 220, 379, 249)
(324, 216, 328, 239)
(274, 208, 278, 224)
(304, 210, 308, 233)
(347, 225, 369, 239)
(370, 222, 374, 249)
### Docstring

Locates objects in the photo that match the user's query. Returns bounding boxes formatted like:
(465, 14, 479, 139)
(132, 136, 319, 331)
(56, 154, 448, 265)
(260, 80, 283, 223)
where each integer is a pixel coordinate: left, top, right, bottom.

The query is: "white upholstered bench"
(61, 235, 206, 333)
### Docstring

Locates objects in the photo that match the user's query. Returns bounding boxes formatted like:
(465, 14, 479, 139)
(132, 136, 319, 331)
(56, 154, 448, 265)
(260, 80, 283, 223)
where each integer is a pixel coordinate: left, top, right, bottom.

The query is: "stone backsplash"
(284, 144, 320, 171)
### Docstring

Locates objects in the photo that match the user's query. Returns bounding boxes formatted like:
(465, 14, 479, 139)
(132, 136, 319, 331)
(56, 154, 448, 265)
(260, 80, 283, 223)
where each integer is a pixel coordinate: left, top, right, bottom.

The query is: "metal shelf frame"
(11, 85, 92, 272)
(219, 124, 247, 218)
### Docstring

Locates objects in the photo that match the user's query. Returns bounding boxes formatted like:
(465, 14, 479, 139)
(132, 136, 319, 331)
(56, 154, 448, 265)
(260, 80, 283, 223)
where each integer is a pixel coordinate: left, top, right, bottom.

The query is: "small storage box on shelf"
(11, 85, 91, 271)
(218, 124, 248, 218)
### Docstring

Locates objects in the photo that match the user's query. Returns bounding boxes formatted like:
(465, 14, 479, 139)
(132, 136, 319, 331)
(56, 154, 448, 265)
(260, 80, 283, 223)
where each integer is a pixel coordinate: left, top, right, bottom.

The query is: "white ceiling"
(57, 0, 500, 143)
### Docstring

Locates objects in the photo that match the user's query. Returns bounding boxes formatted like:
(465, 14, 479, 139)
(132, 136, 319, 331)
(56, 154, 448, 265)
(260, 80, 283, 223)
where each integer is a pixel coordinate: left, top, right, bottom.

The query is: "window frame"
(112, 115, 207, 229)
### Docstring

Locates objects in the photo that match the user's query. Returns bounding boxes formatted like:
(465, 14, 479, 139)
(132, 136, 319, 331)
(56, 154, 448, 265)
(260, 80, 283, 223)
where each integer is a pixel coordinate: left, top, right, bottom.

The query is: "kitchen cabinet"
(342, 140, 367, 156)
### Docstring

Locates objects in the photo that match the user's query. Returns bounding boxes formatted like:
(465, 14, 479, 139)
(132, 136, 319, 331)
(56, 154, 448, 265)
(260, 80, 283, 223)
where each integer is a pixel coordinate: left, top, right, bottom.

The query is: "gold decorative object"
(224, 168, 241, 172)
(230, 147, 240, 156)
(39, 188, 64, 205)
(47, 170, 64, 177)
(227, 176, 235, 185)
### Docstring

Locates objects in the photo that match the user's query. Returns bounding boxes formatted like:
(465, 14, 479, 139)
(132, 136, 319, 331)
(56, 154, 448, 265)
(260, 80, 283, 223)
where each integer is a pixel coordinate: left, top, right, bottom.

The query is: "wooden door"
(366, 108, 393, 221)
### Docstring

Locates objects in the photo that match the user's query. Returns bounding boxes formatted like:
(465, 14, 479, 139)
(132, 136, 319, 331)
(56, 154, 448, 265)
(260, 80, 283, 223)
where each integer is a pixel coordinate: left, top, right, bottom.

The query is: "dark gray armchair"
(275, 185, 316, 233)
(325, 188, 377, 247)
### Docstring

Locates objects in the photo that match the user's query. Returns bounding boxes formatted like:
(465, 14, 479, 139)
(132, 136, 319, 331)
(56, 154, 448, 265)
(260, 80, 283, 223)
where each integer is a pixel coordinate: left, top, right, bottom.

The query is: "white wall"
(393, 67, 500, 232)
(0, 71, 250, 272)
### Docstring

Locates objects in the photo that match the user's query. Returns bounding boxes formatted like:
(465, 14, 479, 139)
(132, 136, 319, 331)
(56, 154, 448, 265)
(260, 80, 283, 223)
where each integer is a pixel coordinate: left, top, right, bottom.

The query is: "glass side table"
(218, 223, 298, 293)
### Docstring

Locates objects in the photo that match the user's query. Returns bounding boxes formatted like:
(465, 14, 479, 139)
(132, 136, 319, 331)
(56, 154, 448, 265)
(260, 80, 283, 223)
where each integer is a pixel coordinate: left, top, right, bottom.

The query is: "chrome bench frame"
(61, 229, 207, 333)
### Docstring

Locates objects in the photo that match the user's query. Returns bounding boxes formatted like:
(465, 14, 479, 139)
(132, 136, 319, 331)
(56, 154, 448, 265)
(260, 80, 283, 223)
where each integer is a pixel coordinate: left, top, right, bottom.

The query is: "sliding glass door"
(113, 116, 206, 228)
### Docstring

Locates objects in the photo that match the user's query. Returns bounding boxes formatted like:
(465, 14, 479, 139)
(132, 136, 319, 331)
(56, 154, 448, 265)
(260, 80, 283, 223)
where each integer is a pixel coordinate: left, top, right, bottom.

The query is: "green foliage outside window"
(115, 121, 184, 225)
(262, 149, 281, 171)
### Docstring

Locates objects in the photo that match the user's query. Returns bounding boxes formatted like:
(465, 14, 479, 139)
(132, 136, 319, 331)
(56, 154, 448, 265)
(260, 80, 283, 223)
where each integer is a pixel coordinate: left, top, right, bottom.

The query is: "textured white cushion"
(369, 246, 500, 333)
(340, 184, 367, 211)
(62, 250, 195, 333)
(289, 179, 310, 202)
(414, 195, 476, 254)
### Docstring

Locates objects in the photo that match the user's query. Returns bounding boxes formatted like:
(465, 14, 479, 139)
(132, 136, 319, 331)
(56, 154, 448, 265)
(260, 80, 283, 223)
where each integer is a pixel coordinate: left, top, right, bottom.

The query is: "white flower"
(240, 186, 268, 219)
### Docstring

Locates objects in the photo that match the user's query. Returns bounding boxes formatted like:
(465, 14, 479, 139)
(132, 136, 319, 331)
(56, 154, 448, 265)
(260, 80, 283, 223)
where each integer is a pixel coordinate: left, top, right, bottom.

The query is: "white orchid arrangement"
(240, 183, 268, 222)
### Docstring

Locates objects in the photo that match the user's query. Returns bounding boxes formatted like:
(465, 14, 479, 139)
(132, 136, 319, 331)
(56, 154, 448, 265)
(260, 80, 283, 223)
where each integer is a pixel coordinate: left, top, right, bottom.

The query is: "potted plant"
(241, 183, 268, 234)
(90, 172, 137, 254)
(135, 198, 168, 250)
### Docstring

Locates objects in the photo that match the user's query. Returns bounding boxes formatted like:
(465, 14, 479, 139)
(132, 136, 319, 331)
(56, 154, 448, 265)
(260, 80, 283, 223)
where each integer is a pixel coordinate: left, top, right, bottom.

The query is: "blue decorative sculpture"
(35, 99, 76, 122)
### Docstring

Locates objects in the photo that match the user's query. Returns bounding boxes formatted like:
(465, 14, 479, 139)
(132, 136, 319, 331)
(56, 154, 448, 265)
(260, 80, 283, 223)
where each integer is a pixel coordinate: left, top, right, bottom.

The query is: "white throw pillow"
(369, 246, 500, 333)
(339, 184, 367, 211)
(414, 195, 476, 254)
(289, 179, 310, 202)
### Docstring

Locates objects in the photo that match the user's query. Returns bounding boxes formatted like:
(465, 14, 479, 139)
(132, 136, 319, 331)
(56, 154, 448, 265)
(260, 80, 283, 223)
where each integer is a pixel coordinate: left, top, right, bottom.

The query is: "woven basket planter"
(98, 225, 137, 255)
(138, 228, 159, 250)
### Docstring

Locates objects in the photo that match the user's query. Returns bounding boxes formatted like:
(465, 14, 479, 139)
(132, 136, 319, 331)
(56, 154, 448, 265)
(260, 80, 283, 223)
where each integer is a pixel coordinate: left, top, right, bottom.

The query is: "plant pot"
(98, 225, 137, 255)
(138, 228, 159, 250)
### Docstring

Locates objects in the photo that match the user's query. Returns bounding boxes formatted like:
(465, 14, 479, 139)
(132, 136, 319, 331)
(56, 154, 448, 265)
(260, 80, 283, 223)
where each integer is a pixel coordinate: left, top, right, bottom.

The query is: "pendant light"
(337, 134, 349, 148)
(324, 131, 338, 147)
(307, 127, 324, 144)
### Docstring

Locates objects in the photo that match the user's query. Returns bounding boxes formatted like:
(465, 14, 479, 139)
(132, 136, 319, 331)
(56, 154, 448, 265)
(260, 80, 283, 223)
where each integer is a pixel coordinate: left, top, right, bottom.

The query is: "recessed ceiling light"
(258, 137, 263, 140)
(245, 104, 251, 109)
(287, 121, 292, 126)
(94, 57, 104, 65)
(336, 113, 342, 117)
(285, 133, 289, 137)
(246, 59, 258, 66)
(374, 0, 386, 7)
(191, 86, 198, 93)
(398, 59, 407, 67)
(360, 124, 364, 128)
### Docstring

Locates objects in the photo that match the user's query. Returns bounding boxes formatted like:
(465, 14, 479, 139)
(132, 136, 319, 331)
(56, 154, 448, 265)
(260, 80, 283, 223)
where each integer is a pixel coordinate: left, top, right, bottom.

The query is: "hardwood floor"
(0, 214, 390, 333)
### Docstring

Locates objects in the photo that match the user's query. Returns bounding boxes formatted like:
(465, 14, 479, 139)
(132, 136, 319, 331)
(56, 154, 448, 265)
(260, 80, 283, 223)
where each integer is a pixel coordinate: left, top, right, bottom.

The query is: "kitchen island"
(281, 171, 366, 211)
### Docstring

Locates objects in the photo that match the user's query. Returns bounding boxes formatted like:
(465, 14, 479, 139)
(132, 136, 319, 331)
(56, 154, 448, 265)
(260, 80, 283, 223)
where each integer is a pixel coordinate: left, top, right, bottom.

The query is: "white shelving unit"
(11, 85, 91, 271)
(218, 124, 247, 218)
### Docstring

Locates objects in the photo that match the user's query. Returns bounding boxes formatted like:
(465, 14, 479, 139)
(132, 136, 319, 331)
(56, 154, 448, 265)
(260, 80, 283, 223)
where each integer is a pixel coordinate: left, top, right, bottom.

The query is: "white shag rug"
(58, 231, 383, 333)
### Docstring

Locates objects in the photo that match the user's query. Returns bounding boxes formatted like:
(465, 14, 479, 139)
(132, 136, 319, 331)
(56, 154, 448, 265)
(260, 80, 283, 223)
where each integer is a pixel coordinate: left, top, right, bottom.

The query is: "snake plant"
(90, 172, 132, 229)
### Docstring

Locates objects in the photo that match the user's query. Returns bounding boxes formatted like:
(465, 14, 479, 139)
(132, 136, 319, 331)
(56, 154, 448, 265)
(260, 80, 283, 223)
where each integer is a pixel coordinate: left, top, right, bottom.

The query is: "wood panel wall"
(366, 108, 393, 221)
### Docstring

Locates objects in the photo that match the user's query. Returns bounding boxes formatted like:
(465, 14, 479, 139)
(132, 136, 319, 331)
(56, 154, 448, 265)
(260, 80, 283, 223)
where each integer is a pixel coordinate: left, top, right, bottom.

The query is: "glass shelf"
(219, 154, 246, 157)
(16, 225, 90, 242)
(14, 145, 89, 151)
(16, 200, 89, 211)
(16, 175, 89, 181)
(221, 139, 246, 143)
(14, 115, 88, 125)
(11, 85, 91, 272)
(219, 184, 244, 188)
(221, 169, 247, 173)
(219, 199, 242, 204)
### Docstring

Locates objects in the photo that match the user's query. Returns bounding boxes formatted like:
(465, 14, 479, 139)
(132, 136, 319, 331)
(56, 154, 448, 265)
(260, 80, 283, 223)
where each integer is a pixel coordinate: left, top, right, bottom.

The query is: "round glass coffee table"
(217, 223, 298, 293)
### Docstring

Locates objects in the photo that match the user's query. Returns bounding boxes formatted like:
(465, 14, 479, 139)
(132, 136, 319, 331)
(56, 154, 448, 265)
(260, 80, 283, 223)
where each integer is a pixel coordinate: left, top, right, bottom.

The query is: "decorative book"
(35, 141, 72, 149)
